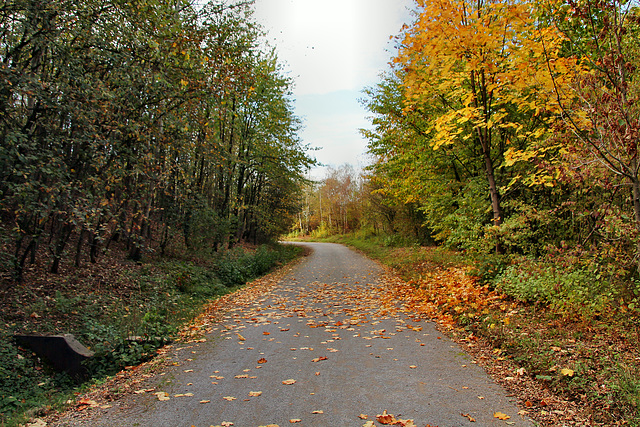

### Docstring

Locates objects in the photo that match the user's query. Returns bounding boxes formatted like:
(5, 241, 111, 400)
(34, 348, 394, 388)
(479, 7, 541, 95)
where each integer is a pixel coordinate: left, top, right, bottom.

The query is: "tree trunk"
(630, 176, 640, 274)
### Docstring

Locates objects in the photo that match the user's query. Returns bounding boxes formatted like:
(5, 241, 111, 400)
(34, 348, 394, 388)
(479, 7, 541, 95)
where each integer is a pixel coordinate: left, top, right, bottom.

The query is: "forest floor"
(309, 234, 640, 426)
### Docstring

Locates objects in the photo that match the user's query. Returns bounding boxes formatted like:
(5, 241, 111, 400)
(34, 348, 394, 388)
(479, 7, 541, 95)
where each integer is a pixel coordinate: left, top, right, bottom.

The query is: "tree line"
(0, 0, 314, 281)
(297, 0, 640, 305)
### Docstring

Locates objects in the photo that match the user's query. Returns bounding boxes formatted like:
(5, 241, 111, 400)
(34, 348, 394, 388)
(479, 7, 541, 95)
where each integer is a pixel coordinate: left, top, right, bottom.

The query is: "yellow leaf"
(494, 412, 511, 420)
(155, 392, 170, 401)
(560, 368, 575, 377)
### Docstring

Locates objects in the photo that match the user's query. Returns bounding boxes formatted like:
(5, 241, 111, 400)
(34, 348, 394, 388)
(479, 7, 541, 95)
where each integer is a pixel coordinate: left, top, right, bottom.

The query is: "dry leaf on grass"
(282, 379, 296, 385)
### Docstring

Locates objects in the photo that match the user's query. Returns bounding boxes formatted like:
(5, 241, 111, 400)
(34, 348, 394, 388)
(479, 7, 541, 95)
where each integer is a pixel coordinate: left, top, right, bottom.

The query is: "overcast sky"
(252, 0, 414, 179)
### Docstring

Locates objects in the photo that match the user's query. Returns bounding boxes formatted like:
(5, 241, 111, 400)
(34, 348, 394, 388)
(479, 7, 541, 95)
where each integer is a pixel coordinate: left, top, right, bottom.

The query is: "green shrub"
(469, 253, 508, 285)
(494, 259, 612, 314)
(213, 244, 300, 288)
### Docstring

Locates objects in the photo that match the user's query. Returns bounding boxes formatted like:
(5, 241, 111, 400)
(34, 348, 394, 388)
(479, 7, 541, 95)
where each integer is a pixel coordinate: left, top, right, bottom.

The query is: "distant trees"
(294, 165, 363, 236)
(0, 0, 313, 281)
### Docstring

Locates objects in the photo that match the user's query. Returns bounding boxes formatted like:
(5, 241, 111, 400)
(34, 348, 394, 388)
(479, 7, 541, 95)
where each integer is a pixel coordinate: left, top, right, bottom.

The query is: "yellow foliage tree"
(395, 0, 570, 235)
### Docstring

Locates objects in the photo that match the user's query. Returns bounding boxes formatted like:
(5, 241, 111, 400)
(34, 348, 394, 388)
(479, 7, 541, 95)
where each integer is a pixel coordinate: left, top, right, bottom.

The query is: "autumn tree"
(542, 1, 640, 271)
(393, 0, 568, 249)
(0, 0, 313, 280)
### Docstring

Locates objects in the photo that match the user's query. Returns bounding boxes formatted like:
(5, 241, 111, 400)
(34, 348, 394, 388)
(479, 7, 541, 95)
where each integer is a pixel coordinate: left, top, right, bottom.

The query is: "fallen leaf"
(282, 379, 296, 385)
(223, 396, 236, 401)
(237, 333, 246, 341)
(376, 410, 397, 425)
(409, 365, 417, 369)
(363, 422, 375, 427)
(263, 332, 271, 335)
(235, 374, 249, 379)
(312, 356, 328, 362)
(174, 393, 193, 397)
(358, 414, 368, 419)
(560, 368, 575, 377)
(461, 413, 476, 422)
(289, 420, 301, 424)
(249, 391, 263, 397)
(221, 422, 234, 427)
(183, 369, 194, 373)
(258, 358, 268, 364)
(155, 392, 170, 401)
(199, 400, 211, 404)
(494, 412, 511, 420)
(77, 399, 98, 407)
(312, 410, 324, 414)
(134, 388, 154, 394)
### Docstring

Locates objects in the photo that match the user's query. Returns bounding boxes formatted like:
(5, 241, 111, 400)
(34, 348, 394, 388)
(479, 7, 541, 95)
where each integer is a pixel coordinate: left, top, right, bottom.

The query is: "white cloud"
(253, 0, 413, 96)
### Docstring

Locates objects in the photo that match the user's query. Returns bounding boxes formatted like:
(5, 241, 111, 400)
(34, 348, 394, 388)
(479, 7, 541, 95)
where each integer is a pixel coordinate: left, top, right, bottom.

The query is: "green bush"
(494, 259, 612, 314)
(469, 253, 508, 285)
(214, 244, 299, 287)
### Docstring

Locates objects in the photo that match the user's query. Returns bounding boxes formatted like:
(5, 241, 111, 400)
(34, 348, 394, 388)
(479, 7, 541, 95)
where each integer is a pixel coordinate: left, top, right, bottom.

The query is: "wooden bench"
(14, 334, 94, 379)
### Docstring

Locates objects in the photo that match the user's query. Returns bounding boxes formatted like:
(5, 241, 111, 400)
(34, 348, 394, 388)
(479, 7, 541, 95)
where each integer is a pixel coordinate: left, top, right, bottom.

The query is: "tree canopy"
(0, 0, 314, 280)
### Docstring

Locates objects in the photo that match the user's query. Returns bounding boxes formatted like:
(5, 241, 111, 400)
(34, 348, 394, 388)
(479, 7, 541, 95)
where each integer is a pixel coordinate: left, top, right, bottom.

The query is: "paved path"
(55, 242, 532, 427)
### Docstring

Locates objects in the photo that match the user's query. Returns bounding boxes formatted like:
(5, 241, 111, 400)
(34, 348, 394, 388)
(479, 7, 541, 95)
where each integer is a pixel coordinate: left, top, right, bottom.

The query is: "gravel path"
(53, 242, 533, 427)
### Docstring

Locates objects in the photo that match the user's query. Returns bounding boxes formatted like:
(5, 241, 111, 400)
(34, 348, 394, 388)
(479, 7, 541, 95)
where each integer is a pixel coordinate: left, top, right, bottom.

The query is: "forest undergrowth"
(0, 241, 302, 427)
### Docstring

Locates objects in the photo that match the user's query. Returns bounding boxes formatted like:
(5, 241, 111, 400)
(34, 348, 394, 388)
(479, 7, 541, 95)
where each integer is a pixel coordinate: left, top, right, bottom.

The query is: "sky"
(252, 0, 415, 179)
